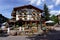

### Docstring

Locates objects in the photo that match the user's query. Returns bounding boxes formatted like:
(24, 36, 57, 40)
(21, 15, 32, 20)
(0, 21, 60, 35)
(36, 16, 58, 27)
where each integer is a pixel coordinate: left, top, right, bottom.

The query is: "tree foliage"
(44, 4, 50, 21)
(50, 15, 58, 24)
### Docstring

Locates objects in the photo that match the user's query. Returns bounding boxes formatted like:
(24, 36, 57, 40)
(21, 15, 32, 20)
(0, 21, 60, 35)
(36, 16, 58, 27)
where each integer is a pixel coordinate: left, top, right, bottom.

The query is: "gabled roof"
(14, 5, 43, 13)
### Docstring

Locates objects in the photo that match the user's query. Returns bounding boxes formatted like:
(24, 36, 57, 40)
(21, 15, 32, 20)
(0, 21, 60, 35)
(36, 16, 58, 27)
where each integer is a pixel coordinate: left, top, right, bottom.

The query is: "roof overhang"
(14, 5, 43, 13)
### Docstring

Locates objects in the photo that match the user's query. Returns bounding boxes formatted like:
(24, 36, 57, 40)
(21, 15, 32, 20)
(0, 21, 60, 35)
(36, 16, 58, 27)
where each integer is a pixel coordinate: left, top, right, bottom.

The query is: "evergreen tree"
(44, 4, 50, 21)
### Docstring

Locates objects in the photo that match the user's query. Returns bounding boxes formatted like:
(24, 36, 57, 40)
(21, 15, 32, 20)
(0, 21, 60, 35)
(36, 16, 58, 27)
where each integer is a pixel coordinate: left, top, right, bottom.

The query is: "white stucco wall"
(27, 15, 32, 20)
(22, 18, 25, 20)
(31, 18, 34, 20)
(16, 15, 19, 21)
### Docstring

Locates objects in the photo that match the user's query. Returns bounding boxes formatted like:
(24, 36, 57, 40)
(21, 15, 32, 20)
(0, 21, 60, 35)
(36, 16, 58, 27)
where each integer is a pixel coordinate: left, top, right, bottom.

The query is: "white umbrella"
(45, 20, 54, 23)
(2, 22, 7, 25)
(2, 22, 9, 26)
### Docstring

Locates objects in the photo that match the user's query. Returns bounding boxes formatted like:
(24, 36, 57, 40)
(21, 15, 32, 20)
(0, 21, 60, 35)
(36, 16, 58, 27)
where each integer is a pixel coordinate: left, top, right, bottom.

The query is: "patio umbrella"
(45, 20, 54, 23)
(2, 22, 7, 26)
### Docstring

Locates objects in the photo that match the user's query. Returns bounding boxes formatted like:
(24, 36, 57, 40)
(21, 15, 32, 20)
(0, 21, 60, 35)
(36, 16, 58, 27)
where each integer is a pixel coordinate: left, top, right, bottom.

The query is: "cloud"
(42, 0, 45, 2)
(29, 0, 36, 4)
(56, 0, 60, 5)
(28, 0, 45, 6)
(0, 0, 26, 18)
(0, 0, 59, 18)
(50, 10, 60, 16)
(48, 5, 54, 9)
(36, 0, 42, 5)
(52, 0, 60, 5)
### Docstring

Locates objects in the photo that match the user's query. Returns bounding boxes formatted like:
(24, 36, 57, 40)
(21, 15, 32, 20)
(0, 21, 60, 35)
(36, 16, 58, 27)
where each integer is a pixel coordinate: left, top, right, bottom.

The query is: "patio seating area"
(0, 26, 43, 36)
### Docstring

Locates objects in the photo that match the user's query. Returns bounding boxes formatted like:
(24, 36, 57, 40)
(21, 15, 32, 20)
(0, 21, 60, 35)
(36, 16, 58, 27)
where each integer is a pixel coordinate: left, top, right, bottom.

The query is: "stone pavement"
(0, 36, 30, 40)
(0, 30, 60, 40)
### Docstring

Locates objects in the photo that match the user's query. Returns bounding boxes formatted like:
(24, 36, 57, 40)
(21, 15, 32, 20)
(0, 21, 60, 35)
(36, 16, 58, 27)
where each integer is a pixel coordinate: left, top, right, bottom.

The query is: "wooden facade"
(10, 5, 43, 34)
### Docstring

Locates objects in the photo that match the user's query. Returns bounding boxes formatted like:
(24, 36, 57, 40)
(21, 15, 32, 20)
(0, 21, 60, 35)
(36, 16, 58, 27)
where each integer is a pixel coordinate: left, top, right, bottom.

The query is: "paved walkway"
(0, 36, 30, 40)
(0, 30, 60, 40)
(54, 27, 60, 31)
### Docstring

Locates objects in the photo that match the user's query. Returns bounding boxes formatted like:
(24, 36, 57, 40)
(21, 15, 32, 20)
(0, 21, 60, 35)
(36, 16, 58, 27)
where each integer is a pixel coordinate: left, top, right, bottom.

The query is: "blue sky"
(0, 0, 60, 18)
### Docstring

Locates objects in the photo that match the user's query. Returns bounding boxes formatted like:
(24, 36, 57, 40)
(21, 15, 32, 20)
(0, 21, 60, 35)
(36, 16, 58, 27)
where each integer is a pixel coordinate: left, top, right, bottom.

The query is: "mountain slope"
(0, 14, 9, 26)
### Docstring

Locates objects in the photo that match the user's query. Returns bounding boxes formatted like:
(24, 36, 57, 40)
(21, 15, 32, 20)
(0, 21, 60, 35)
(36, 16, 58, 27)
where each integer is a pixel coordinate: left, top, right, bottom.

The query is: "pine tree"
(44, 4, 50, 21)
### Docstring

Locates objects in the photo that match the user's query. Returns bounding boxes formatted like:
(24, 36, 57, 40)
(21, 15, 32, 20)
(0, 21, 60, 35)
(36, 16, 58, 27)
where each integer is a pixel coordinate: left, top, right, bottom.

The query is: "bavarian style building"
(8, 5, 43, 34)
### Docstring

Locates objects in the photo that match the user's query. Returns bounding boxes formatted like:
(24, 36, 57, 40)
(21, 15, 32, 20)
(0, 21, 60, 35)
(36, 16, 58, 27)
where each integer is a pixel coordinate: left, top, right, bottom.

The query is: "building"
(11, 5, 43, 31)
(9, 5, 43, 34)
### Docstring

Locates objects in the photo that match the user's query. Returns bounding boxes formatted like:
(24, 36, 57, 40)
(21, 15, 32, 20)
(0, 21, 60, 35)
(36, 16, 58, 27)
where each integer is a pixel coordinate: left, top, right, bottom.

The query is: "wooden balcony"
(11, 13, 16, 16)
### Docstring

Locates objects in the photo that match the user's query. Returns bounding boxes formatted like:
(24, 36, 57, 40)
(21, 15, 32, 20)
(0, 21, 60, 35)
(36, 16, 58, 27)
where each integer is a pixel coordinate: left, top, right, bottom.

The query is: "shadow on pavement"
(0, 34, 8, 37)
(26, 30, 60, 40)
(0, 30, 8, 37)
(26, 34, 48, 40)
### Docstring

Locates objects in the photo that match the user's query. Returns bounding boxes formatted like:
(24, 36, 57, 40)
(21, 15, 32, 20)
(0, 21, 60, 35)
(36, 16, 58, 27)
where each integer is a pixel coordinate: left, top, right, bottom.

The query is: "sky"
(0, 0, 60, 18)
